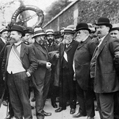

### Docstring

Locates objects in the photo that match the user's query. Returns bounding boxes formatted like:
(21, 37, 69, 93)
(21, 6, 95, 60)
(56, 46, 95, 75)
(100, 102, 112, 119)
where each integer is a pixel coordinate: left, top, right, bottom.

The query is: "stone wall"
(43, 0, 119, 30)
(78, 0, 119, 24)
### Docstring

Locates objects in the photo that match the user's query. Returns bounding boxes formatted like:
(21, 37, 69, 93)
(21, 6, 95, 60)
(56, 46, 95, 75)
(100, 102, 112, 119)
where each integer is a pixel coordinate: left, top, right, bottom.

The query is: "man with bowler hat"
(90, 17, 119, 119)
(2, 24, 38, 119)
(30, 27, 52, 119)
(73, 23, 95, 119)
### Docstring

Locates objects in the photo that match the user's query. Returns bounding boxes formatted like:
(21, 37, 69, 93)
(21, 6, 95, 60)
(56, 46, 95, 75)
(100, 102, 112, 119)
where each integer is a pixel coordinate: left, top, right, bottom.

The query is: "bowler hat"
(95, 17, 112, 28)
(76, 23, 91, 33)
(33, 27, 46, 38)
(10, 24, 25, 36)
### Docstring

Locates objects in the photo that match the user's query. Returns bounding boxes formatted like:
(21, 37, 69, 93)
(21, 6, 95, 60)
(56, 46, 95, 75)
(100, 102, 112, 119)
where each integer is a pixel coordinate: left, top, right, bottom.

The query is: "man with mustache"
(90, 17, 119, 119)
(55, 26, 78, 114)
(2, 24, 38, 119)
(30, 28, 52, 119)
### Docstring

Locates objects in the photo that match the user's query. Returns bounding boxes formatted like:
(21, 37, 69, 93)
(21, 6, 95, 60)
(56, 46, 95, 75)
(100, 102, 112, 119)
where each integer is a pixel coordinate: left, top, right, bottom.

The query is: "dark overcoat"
(74, 36, 97, 90)
(30, 42, 50, 86)
(94, 34, 119, 93)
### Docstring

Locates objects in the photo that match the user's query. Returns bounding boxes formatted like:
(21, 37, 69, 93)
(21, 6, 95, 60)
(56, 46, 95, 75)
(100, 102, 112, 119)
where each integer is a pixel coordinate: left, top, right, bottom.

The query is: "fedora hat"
(10, 24, 25, 36)
(0, 27, 9, 34)
(46, 29, 54, 35)
(25, 27, 34, 34)
(64, 25, 75, 34)
(33, 27, 46, 38)
(76, 23, 91, 33)
(95, 17, 112, 28)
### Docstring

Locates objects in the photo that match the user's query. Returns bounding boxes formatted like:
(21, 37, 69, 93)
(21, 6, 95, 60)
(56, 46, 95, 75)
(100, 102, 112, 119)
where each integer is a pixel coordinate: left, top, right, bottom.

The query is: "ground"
(0, 99, 100, 119)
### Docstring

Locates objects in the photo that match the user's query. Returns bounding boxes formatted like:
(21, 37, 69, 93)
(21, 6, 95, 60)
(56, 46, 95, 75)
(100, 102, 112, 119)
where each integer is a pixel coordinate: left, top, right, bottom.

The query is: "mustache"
(97, 31, 101, 34)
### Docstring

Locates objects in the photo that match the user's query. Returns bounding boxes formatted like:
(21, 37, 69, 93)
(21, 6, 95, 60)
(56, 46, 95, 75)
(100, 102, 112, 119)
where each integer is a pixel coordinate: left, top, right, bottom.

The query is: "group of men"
(0, 16, 119, 119)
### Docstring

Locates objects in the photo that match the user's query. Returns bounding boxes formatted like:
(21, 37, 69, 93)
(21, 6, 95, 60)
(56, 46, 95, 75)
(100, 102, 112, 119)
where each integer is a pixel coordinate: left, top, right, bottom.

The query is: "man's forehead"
(110, 30, 119, 33)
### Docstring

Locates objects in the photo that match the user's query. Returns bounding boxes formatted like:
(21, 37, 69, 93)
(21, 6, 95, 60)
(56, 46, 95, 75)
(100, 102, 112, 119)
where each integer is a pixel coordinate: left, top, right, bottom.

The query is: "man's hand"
(26, 71, 31, 77)
(46, 62, 52, 69)
(55, 53, 59, 58)
(73, 73, 76, 81)
(3, 77, 5, 81)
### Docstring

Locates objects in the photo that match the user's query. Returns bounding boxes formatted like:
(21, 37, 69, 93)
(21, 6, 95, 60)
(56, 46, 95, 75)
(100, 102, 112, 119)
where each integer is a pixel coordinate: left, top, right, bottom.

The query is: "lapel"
(61, 43, 65, 55)
(6, 45, 12, 62)
(96, 34, 110, 58)
(0, 38, 5, 46)
(65, 42, 73, 53)
(77, 36, 91, 50)
(20, 43, 26, 58)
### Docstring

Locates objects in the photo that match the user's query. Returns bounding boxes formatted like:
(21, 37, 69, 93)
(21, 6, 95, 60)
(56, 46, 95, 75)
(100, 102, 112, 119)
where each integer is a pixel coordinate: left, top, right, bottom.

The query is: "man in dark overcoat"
(55, 26, 79, 114)
(45, 29, 59, 108)
(90, 17, 119, 119)
(0, 27, 9, 99)
(73, 23, 95, 119)
(30, 28, 52, 119)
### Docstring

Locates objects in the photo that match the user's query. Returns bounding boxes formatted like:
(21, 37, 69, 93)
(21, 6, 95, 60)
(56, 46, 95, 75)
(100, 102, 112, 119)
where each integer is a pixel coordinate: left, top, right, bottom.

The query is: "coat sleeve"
(1, 46, 7, 78)
(109, 39, 119, 74)
(27, 45, 38, 74)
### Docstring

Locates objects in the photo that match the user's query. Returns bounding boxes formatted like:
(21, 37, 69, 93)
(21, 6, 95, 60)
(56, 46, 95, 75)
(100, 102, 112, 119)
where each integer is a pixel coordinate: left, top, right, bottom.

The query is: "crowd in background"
(0, 17, 119, 119)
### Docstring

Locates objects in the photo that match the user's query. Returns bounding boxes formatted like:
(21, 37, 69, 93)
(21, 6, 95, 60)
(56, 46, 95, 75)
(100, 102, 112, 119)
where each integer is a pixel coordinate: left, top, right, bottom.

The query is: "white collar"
(14, 41, 22, 46)
(1, 37, 6, 44)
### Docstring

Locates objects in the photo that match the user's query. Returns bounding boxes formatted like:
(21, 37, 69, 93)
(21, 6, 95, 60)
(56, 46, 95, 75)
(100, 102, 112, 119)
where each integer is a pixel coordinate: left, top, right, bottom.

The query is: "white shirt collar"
(14, 41, 22, 46)
(1, 37, 6, 44)
(81, 35, 89, 42)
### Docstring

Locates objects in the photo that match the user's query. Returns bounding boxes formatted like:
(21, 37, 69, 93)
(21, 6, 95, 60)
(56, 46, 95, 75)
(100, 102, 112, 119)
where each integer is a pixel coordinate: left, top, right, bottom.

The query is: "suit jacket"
(2, 42, 38, 78)
(59, 40, 79, 74)
(30, 42, 50, 85)
(0, 38, 6, 81)
(74, 36, 97, 90)
(94, 34, 119, 93)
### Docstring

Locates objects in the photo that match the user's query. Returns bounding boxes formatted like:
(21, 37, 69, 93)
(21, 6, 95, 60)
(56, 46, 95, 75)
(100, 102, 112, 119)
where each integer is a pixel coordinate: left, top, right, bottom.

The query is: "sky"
(0, 0, 73, 27)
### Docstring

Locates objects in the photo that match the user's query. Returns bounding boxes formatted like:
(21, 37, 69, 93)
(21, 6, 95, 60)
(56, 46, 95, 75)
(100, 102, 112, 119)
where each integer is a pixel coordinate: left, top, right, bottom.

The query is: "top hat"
(10, 24, 25, 36)
(0, 27, 9, 34)
(95, 17, 112, 28)
(46, 29, 54, 35)
(76, 23, 91, 33)
(33, 27, 46, 38)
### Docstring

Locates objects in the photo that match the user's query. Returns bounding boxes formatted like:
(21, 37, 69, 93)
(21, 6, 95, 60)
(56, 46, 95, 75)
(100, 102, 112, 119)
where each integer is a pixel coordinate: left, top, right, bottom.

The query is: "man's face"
(1, 31, 9, 40)
(46, 34, 54, 43)
(35, 35, 46, 45)
(96, 25, 109, 38)
(24, 33, 33, 41)
(75, 30, 86, 42)
(64, 33, 73, 44)
(10, 31, 22, 43)
(110, 30, 119, 39)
